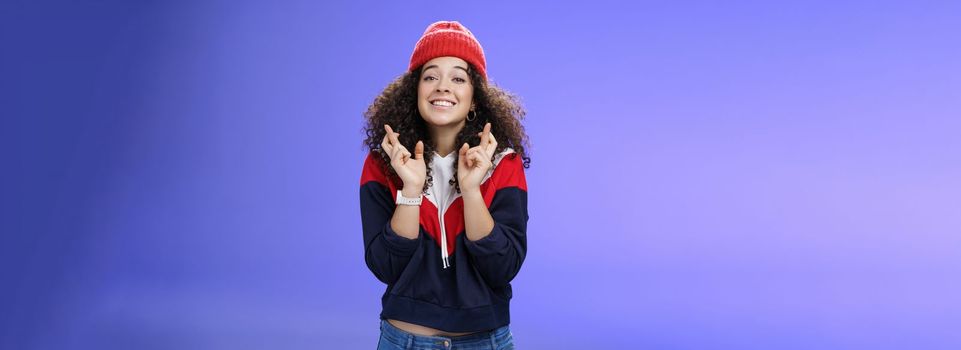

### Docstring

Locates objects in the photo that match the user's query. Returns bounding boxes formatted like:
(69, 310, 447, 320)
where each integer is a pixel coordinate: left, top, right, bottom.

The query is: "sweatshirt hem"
(380, 294, 510, 333)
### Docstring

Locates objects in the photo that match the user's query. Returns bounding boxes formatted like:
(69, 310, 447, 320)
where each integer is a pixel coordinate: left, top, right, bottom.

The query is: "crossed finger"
(476, 123, 498, 158)
(385, 125, 401, 148)
(384, 124, 410, 162)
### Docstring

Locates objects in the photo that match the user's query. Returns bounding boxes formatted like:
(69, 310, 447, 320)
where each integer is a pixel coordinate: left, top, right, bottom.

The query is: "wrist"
(401, 185, 423, 198)
(461, 188, 483, 200)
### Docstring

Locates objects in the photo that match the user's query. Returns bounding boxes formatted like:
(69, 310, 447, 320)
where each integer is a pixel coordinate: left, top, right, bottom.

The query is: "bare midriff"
(387, 319, 476, 337)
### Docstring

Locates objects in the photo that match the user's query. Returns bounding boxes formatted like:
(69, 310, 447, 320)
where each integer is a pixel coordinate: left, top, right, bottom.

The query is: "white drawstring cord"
(440, 226, 450, 269)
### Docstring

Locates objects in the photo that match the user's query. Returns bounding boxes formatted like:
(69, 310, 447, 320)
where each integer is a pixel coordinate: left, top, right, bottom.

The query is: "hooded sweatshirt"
(359, 147, 528, 332)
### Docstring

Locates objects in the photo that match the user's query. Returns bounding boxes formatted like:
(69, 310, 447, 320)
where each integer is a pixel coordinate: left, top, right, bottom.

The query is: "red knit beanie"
(408, 21, 487, 80)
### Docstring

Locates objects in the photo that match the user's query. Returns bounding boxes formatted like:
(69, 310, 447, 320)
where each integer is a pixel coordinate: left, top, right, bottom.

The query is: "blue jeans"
(377, 319, 515, 350)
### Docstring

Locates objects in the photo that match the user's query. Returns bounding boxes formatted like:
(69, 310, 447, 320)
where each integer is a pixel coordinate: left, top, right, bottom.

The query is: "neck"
(429, 121, 465, 157)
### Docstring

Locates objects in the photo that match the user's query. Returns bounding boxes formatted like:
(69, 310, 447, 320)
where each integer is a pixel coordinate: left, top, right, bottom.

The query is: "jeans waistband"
(380, 319, 511, 349)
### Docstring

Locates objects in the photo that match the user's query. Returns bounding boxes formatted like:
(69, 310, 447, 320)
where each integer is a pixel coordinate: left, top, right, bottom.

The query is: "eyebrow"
(422, 65, 469, 74)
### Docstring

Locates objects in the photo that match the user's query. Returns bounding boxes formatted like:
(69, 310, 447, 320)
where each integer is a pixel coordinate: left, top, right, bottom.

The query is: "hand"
(458, 123, 497, 193)
(381, 124, 426, 194)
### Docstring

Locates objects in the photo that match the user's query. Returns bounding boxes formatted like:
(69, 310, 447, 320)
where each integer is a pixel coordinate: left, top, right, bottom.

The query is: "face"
(417, 56, 474, 128)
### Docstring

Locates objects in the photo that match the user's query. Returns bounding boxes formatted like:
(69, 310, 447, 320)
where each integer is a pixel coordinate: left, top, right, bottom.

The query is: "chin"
(424, 117, 465, 128)
(421, 111, 466, 127)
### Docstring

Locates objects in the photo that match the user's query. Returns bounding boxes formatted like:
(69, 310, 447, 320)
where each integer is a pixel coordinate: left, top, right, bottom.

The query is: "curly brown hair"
(363, 64, 531, 194)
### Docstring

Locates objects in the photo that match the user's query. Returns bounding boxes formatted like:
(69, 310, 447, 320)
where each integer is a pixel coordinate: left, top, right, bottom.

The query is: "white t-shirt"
(430, 151, 458, 216)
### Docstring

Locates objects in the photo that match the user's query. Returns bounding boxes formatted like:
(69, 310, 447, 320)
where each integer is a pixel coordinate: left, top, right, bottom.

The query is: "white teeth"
(431, 100, 454, 107)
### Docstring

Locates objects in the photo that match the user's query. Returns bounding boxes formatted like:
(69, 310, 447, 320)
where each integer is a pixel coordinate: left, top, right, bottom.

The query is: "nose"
(435, 80, 450, 92)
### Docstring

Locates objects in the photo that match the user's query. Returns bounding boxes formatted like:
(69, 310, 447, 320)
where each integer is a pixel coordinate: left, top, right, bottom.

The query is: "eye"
(453, 77, 467, 83)
(423, 76, 436, 81)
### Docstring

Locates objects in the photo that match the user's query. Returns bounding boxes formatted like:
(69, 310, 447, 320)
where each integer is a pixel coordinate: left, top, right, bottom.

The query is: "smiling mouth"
(430, 100, 456, 107)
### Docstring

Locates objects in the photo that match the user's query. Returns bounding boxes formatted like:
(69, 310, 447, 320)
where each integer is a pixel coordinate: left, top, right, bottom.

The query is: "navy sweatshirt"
(359, 148, 528, 333)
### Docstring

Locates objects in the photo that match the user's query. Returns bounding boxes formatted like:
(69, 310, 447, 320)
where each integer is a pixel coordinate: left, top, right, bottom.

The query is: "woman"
(359, 21, 531, 349)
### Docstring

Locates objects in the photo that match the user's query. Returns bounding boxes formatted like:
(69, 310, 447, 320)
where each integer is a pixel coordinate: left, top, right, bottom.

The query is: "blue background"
(5, 0, 960, 348)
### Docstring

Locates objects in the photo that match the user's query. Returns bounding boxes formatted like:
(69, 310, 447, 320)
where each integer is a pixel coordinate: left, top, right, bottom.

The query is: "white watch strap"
(395, 190, 423, 206)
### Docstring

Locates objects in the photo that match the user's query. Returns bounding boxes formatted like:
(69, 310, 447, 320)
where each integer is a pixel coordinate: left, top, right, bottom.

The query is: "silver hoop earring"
(467, 110, 476, 122)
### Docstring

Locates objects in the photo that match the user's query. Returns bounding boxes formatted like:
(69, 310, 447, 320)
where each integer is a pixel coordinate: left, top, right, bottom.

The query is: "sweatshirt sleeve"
(464, 153, 529, 288)
(360, 152, 421, 285)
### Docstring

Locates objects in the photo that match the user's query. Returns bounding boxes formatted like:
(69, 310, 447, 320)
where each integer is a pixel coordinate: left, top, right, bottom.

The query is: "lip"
(429, 104, 454, 110)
